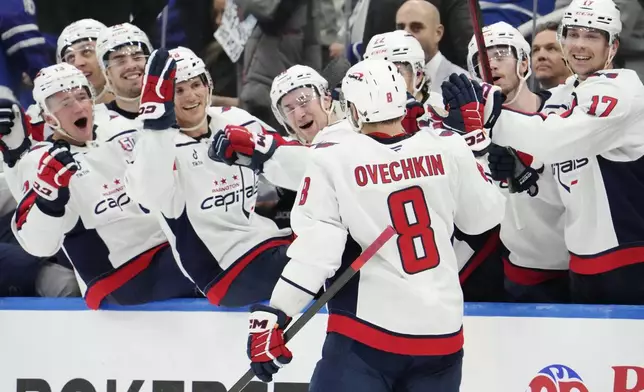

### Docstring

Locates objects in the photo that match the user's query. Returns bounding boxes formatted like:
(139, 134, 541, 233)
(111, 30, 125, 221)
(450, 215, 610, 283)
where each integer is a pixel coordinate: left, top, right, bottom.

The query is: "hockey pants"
(309, 333, 463, 392)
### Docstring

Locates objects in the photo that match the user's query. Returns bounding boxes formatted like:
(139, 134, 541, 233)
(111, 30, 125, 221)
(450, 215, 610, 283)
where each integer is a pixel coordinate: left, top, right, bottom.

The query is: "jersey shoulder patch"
(312, 142, 338, 149)
(439, 130, 455, 137)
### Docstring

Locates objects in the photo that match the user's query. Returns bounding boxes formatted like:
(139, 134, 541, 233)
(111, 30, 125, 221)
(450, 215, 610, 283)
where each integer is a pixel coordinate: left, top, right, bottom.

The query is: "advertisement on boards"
(1, 300, 644, 392)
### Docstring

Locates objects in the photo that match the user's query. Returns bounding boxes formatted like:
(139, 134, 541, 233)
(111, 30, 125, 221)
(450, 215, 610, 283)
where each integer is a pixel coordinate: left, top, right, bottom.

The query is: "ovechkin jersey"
(270, 126, 505, 356)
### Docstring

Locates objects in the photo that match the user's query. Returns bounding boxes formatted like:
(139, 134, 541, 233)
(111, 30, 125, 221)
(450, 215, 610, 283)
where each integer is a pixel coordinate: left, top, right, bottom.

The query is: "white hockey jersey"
(270, 128, 505, 356)
(9, 115, 179, 309)
(124, 106, 299, 305)
(492, 69, 644, 275)
(496, 86, 572, 283)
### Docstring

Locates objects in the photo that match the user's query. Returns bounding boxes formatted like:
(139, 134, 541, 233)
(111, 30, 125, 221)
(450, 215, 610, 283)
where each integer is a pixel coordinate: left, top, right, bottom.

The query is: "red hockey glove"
(139, 48, 177, 130)
(0, 100, 31, 168)
(401, 92, 425, 134)
(247, 304, 293, 383)
(208, 125, 281, 172)
(34, 140, 78, 216)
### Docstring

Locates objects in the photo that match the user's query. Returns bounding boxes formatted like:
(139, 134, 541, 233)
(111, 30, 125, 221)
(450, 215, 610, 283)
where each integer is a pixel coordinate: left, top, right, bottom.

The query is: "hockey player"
(27, 19, 114, 142)
(125, 47, 305, 307)
(244, 59, 505, 389)
(213, 64, 350, 230)
(445, 0, 644, 305)
(7, 63, 197, 309)
(96, 23, 152, 120)
(362, 30, 504, 301)
(464, 21, 570, 303)
(57, 19, 113, 104)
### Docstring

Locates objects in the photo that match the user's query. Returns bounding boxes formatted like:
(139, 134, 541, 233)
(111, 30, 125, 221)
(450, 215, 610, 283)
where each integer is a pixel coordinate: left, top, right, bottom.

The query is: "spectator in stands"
(396, 0, 469, 92)
(236, 0, 321, 130)
(318, 0, 346, 67)
(531, 22, 572, 90)
(0, 0, 54, 107)
(362, 0, 478, 69)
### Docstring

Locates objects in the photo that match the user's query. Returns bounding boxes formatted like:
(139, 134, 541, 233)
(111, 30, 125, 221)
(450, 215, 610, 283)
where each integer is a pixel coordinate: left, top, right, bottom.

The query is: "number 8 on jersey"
(387, 186, 440, 274)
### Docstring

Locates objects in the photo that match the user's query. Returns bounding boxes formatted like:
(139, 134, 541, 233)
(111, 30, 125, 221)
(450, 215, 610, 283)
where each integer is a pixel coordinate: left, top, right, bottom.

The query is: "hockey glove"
(247, 304, 293, 382)
(34, 140, 78, 216)
(208, 125, 279, 172)
(440, 74, 491, 155)
(0, 100, 31, 168)
(488, 145, 540, 196)
(401, 92, 425, 134)
(139, 48, 177, 130)
(441, 74, 505, 132)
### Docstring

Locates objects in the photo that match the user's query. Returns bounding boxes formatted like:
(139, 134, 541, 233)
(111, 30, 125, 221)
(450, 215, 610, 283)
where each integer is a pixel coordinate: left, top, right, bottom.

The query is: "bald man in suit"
(361, 0, 479, 69)
(395, 0, 469, 93)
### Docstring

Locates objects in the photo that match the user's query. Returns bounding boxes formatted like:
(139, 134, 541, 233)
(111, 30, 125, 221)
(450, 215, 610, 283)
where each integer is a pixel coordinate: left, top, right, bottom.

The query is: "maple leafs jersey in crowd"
(270, 122, 505, 355)
(7, 116, 182, 308)
(124, 106, 307, 305)
(491, 69, 644, 276)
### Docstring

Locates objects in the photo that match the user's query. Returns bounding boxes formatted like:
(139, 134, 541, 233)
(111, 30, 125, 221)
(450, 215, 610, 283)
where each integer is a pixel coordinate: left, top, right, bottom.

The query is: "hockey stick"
(228, 225, 396, 392)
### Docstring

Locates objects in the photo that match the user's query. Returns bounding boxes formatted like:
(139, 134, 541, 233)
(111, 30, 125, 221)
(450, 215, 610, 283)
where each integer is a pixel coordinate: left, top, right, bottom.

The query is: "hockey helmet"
(341, 59, 406, 132)
(270, 65, 329, 133)
(560, 0, 621, 44)
(57, 19, 106, 64)
(32, 62, 95, 132)
(364, 30, 426, 93)
(467, 21, 532, 81)
(96, 23, 152, 71)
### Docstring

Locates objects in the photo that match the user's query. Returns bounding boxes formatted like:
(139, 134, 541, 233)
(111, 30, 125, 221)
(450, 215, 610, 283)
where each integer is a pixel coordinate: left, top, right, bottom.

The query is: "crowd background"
(1, 0, 644, 300)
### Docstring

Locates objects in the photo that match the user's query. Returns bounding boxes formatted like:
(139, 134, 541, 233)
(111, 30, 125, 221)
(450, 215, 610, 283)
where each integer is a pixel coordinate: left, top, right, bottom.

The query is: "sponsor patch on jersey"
(191, 149, 204, 167)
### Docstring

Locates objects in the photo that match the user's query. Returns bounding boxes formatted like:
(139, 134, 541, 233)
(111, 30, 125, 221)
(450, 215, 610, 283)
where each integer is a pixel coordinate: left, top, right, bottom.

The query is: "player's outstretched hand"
(208, 124, 280, 172)
(0, 99, 31, 168)
(139, 48, 177, 130)
(402, 92, 425, 134)
(34, 140, 78, 216)
(247, 304, 293, 382)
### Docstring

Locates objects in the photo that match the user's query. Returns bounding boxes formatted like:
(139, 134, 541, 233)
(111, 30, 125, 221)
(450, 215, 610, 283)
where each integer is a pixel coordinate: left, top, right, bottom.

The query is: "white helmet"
(560, 0, 622, 44)
(56, 19, 106, 63)
(33, 63, 94, 116)
(270, 65, 329, 132)
(96, 23, 152, 71)
(170, 46, 211, 85)
(341, 59, 406, 131)
(169, 47, 214, 131)
(467, 21, 532, 80)
(363, 30, 426, 93)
